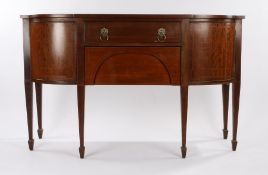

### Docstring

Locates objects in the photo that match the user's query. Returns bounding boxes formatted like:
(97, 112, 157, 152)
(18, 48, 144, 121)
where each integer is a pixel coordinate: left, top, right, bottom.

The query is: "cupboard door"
(190, 22, 235, 83)
(30, 22, 76, 83)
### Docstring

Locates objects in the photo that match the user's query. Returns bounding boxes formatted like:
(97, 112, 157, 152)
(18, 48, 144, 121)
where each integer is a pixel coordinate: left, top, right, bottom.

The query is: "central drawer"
(85, 47, 180, 85)
(84, 21, 181, 45)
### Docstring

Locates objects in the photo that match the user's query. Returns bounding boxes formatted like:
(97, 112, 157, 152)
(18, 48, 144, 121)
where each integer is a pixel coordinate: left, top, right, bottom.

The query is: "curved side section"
(190, 22, 235, 83)
(30, 21, 76, 84)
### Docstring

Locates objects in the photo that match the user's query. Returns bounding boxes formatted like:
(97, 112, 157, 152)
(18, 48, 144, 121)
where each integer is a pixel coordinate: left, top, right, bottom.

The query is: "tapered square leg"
(25, 81, 34, 150)
(77, 85, 85, 158)
(35, 83, 43, 139)
(222, 84, 229, 139)
(232, 81, 240, 151)
(231, 19, 242, 151)
(180, 19, 190, 158)
(180, 86, 188, 158)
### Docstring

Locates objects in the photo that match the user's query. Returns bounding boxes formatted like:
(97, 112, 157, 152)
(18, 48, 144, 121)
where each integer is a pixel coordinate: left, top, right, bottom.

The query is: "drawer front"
(85, 22, 181, 44)
(85, 47, 180, 85)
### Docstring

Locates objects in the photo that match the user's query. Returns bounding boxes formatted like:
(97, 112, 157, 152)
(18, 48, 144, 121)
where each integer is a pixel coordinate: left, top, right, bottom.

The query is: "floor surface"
(1, 138, 267, 175)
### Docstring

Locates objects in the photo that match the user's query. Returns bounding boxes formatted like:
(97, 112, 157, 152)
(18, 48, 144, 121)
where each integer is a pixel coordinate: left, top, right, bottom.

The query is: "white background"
(0, 0, 267, 175)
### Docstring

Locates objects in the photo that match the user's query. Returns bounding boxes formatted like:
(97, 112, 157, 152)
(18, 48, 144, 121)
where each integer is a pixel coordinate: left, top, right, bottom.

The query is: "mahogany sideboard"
(21, 14, 244, 159)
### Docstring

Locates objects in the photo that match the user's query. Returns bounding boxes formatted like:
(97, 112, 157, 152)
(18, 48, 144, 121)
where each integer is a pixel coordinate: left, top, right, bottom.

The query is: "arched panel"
(85, 47, 180, 85)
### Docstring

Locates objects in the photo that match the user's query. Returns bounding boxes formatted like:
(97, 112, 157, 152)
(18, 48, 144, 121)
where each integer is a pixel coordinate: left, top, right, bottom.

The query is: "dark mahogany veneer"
(21, 14, 244, 159)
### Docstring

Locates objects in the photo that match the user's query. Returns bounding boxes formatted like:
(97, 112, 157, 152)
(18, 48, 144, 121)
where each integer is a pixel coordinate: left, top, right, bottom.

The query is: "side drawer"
(85, 22, 181, 44)
(85, 47, 181, 85)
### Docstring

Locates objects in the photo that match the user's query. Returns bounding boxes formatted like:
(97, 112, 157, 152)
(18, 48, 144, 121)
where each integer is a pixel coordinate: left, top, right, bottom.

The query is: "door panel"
(30, 22, 76, 83)
(190, 22, 235, 83)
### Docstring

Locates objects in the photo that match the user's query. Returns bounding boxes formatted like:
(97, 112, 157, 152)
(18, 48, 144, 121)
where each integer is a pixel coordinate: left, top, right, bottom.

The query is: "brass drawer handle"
(100, 27, 109, 41)
(157, 28, 166, 41)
